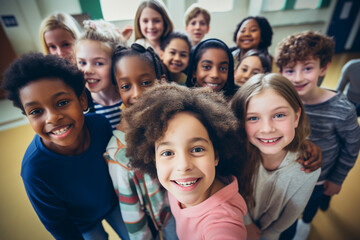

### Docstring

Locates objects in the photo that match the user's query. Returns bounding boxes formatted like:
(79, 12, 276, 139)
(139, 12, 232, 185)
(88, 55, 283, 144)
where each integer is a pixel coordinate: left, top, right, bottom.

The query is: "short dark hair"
(186, 38, 238, 98)
(160, 31, 192, 52)
(123, 83, 246, 180)
(2, 52, 85, 114)
(233, 16, 273, 50)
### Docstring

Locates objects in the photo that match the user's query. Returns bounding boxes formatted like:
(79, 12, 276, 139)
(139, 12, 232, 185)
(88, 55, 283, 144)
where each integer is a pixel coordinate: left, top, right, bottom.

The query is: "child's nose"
(176, 154, 193, 172)
(295, 71, 303, 81)
(260, 119, 275, 133)
(132, 85, 143, 100)
(210, 68, 220, 79)
(46, 109, 63, 124)
(84, 64, 94, 74)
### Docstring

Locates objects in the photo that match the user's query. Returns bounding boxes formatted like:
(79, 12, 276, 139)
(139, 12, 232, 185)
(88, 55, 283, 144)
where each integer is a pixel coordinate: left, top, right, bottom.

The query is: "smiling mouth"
(86, 79, 100, 84)
(258, 137, 281, 143)
(172, 178, 200, 187)
(50, 125, 71, 135)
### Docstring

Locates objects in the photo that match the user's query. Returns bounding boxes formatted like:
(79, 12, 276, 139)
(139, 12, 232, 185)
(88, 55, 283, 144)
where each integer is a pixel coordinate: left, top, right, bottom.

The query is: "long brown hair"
(230, 73, 310, 207)
(134, 0, 174, 41)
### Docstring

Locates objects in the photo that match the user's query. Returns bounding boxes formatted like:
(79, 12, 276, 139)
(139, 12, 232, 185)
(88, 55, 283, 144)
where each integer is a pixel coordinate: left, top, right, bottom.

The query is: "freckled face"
(155, 112, 219, 208)
(195, 48, 229, 92)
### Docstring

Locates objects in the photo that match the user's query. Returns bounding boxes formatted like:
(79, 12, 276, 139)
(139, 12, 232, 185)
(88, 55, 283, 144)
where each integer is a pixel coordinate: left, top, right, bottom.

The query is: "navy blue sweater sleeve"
(23, 176, 83, 239)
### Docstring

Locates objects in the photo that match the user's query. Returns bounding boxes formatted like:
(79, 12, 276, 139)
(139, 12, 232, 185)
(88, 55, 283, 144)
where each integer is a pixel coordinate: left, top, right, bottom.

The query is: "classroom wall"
(0, 0, 82, 56)
(249, 0, 337, 54)
(0, 0, 337, 57)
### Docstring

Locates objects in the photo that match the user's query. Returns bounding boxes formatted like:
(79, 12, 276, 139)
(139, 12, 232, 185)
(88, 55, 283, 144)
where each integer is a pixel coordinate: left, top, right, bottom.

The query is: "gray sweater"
(244, 151, 320, 240)
(304, 91, 360, 185)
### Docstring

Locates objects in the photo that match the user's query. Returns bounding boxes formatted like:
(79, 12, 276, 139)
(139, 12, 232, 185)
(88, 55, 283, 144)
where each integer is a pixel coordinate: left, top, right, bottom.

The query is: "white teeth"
(260, 138, 280, 143)
(206, 83, 218, 87)
(175, 180, 197, 187)
(52, 126, 70, 135)
(87, 79, 99, 83)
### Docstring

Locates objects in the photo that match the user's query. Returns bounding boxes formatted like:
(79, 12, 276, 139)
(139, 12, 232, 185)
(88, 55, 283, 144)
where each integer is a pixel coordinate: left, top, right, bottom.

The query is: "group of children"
(2, 0, 360, 239)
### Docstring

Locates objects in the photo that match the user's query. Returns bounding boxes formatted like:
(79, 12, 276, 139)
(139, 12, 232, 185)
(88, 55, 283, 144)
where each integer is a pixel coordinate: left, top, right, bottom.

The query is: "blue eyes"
(275, 113, 285, 118)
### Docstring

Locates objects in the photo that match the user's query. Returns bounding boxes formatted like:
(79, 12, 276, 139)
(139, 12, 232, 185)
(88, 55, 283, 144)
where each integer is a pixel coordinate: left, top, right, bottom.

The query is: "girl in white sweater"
(230, 73, 320, 240)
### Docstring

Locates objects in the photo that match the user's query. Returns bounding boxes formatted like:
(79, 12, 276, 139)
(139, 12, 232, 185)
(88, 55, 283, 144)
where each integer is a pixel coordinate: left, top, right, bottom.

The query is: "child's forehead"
(284, 57, 320, 67)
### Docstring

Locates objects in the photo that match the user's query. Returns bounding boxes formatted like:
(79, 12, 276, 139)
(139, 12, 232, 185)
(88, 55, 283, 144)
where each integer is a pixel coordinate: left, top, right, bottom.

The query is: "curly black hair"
(233, 16, 273, 50)
(2, 52, 85, 114)
(185, 38, 238, 99)
(123, 83, 246, 182)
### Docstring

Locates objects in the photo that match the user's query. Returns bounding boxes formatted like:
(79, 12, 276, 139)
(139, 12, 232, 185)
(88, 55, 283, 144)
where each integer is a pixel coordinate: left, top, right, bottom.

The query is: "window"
(198, 0, 233, 12)
(100, 0, 142, 21)
(262, 0, 331, 12)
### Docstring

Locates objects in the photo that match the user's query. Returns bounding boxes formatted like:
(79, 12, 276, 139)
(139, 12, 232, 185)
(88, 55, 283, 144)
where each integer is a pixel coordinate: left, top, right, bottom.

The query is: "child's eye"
(49, 45, 56, 49)
(169, 51, 176, 55)
(252, 70, 261, 76)
(284, 69, 294, 75)
(180, 53, 188, 58)
(95, 62, 104, 66)
(120, 84, 130, 90)
(202, 65, 211, 70)
(29, 108, 43, 116)
(191, 147, 205, 153)
(247, 116, 259, 121)
(160, 151, 173, 157)
(78, 60, 86, 66)
(220, 66, 228, 72)
(304, 67, 312, 72)
(153, 19, 161, 23)
(141, 80, 153, 86)
(250, 28, 259, 32)
(274, 113, 285, 119)
(57, 100, 70, 107)
(200, 21, 206, 26)
(62, 43, 70, 47)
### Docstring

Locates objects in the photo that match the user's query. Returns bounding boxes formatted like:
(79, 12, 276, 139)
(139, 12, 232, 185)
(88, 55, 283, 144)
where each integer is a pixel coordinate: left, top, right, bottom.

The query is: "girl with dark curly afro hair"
(123, 83, 247, 239)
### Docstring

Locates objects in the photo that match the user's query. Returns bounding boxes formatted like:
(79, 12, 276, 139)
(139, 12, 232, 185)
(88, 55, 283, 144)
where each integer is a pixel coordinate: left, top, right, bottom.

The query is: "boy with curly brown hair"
(276, 31, 360, 240)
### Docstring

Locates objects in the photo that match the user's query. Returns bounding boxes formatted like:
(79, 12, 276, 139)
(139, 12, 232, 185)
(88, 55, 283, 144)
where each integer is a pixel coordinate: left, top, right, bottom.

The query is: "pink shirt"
(168, 176, 247, 240)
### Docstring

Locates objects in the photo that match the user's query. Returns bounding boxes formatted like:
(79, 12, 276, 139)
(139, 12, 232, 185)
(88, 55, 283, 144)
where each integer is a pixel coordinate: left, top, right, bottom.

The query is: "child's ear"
(80, 91, 88, 112)
(159, 50, 164, 60)
(294, 108, 301, 128)
(214, 152, 219, 166)
(319, 62, 330, 77)
(205, 26, 210, 34)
